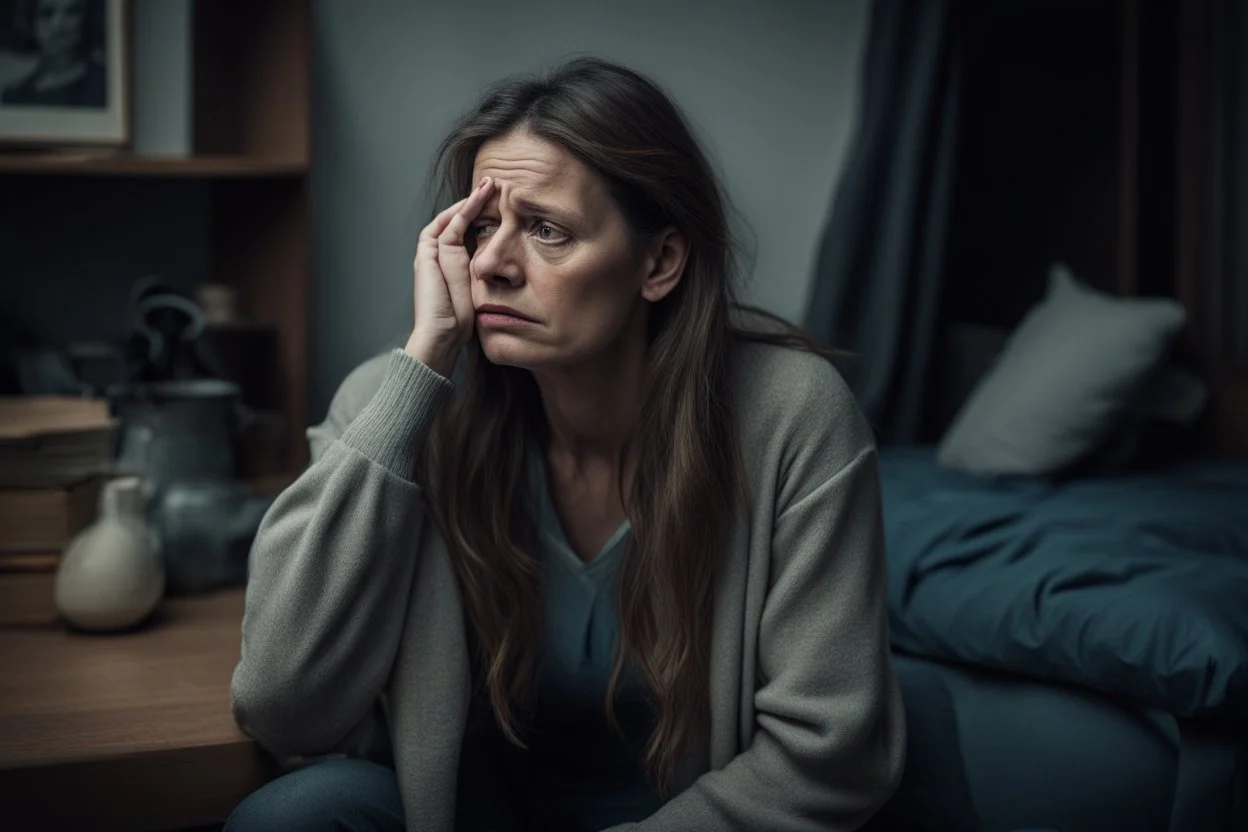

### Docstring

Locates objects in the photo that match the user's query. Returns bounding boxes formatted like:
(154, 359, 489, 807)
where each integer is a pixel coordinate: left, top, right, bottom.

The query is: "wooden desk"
(0, 588, 278, 831)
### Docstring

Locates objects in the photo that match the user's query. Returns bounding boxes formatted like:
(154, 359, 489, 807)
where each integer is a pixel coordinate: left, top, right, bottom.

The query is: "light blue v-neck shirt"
(532, 453, 634, 709)
(457, 447, 663, 831)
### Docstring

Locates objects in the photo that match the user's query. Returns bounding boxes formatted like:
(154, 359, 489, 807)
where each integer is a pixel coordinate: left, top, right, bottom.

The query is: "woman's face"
(468, 131, 659, 371)
(34, 0, 86, 63)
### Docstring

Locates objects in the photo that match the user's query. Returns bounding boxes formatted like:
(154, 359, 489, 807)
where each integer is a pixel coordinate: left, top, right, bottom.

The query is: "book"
(0, 477, 102, 553)
(0, 395, 113, 438)
(0, 396, 116, 488)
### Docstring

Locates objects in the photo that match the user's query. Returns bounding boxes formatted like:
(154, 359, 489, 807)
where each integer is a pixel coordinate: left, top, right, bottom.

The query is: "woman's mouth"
(476, 305, 536, 327)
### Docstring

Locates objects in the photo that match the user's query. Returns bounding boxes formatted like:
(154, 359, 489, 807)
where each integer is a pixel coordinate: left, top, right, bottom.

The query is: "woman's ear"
(640, 227, 688, 303)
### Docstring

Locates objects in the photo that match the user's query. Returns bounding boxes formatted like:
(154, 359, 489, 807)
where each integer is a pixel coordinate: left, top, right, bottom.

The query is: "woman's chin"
(479, 336, 543, 370)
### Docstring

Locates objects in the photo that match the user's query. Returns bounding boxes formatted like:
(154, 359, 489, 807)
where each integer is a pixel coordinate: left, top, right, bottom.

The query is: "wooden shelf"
(0, 153, 307, 178)
(5, 0, 313, 475)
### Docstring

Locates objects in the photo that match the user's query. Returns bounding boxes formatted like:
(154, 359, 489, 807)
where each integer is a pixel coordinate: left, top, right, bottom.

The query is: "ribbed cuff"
(339, 349, 453, 477)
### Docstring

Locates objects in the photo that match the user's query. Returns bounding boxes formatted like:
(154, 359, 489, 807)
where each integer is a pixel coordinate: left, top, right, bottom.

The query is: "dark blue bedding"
(879, 446, 1248, 721)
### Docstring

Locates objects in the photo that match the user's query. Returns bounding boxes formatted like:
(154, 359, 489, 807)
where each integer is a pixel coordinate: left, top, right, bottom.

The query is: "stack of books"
(0, 397, 116, 625)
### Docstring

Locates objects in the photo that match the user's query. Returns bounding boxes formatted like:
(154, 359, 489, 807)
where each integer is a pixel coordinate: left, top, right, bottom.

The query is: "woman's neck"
(532, 308, 647, 470)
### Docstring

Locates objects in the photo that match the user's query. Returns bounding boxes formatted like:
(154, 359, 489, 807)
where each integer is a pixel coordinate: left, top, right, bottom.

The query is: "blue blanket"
(879, 446, 1248, 721)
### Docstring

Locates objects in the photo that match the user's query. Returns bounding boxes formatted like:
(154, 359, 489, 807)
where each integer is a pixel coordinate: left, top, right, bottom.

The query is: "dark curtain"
(803, 0, 962, 444)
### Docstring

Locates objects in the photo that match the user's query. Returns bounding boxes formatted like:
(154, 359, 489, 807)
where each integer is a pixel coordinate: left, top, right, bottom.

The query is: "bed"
(871, 446, 1248, 832)
(863, 186, 1248, 831)
(864, 275, 1248, 832)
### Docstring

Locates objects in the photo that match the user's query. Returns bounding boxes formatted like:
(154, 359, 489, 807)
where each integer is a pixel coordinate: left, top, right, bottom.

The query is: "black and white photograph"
(0, 0, 127, 146)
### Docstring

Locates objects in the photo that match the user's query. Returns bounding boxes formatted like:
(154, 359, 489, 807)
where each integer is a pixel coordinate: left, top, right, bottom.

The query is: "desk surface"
(0, 588, 276, 831)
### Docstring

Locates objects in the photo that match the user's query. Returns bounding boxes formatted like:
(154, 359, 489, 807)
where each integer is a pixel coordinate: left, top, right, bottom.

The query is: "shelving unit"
(1, 0, 313, 477)
(0, 154, 306, 177)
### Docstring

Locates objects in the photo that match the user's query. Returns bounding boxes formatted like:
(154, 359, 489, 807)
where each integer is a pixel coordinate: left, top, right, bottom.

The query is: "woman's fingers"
(417, 196, 469, 256)
(415, 177, 495, 267)
(407, 179, 496, 362)
(441, 181, 494, 319)
(438, 177, 494, 247)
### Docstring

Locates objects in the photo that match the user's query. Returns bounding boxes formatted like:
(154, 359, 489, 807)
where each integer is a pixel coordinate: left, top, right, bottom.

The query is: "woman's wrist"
(403, 333, 457, 379)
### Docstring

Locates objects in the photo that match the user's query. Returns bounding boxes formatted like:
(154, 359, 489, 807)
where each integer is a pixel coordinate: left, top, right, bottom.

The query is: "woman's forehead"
(472, 134, 606, 212)
(473, 134, 571, 182)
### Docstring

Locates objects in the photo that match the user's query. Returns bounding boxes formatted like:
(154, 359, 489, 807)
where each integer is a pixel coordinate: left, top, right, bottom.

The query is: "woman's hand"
(404, 176, 496, 377)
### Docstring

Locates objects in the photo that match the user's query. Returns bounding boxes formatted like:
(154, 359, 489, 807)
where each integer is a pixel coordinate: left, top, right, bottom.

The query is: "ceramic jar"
(55, 476, 165, 632)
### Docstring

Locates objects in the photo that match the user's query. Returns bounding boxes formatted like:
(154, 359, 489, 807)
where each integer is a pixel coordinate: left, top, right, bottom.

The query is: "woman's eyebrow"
(511, 197, 580, 223)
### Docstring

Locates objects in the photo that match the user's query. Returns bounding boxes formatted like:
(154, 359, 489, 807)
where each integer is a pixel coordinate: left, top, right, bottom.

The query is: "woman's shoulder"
(729, 338, 877, 473)
(332, 350, 396, 411)
(729, 337, 860, 423)
(311, 350, 399, 442)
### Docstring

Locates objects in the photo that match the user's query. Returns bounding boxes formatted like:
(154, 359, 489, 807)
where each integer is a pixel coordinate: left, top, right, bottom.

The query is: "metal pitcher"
(111, 378, 253, 488)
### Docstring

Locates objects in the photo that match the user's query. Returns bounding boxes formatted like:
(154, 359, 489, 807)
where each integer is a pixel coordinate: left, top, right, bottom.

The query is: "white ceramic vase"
(55, 476, 165, 632)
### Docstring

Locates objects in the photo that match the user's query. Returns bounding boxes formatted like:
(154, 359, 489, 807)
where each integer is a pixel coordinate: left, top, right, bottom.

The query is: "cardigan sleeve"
(230, 349, 453, 760)
(605, 443, 906, 831)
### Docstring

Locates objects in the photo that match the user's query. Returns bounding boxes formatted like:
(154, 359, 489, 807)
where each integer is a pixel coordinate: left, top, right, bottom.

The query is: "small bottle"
(55, 476, 165, 632)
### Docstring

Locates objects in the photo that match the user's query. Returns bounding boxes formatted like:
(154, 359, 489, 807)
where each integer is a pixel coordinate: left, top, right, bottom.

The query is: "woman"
(226, 57, 905, 832)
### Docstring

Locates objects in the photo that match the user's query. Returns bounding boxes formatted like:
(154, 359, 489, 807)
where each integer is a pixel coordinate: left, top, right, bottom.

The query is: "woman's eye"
(473, 224, 495, 240)
(536, 223, 568, 244)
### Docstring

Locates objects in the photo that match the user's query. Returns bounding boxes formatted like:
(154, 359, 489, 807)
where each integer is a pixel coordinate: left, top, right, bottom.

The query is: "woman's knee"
(224, 757, 404, 832)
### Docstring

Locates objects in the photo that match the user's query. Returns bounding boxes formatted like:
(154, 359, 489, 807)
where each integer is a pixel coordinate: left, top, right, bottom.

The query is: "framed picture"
(0, 0, 128, 147)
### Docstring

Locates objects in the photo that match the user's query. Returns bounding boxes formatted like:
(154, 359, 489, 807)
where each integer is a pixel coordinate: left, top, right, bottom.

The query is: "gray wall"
(310, 0, 869, 417)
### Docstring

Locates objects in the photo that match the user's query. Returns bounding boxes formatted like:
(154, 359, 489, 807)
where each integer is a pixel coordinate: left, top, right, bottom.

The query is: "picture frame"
(0, 0, 129, 148)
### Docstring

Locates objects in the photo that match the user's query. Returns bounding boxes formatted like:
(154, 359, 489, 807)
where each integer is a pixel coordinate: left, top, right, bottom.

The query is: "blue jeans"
(224, 758, 405, 832)
(225, 756, 1062, 832)
(224, 756, 523, 832)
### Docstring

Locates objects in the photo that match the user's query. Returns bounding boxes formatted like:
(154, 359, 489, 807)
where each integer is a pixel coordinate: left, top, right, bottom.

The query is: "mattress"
(877, 654, 1181, 832)
(877, 446, 1248, 722)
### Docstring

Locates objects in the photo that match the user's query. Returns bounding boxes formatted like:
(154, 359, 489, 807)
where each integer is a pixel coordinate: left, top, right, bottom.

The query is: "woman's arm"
(608, 397, 906, 831)
(229, 349, 452, 760)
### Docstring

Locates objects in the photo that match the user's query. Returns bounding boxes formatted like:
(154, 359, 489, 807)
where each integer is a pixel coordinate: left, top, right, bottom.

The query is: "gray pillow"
(936, 264, 1186, 477)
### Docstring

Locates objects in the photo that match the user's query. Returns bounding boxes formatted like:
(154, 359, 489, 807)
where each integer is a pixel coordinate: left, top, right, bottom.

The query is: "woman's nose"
(472, 234, 523, 286)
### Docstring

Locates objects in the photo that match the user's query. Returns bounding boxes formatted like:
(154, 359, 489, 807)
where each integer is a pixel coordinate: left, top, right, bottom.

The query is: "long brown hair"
(416, 56, 835, 794)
